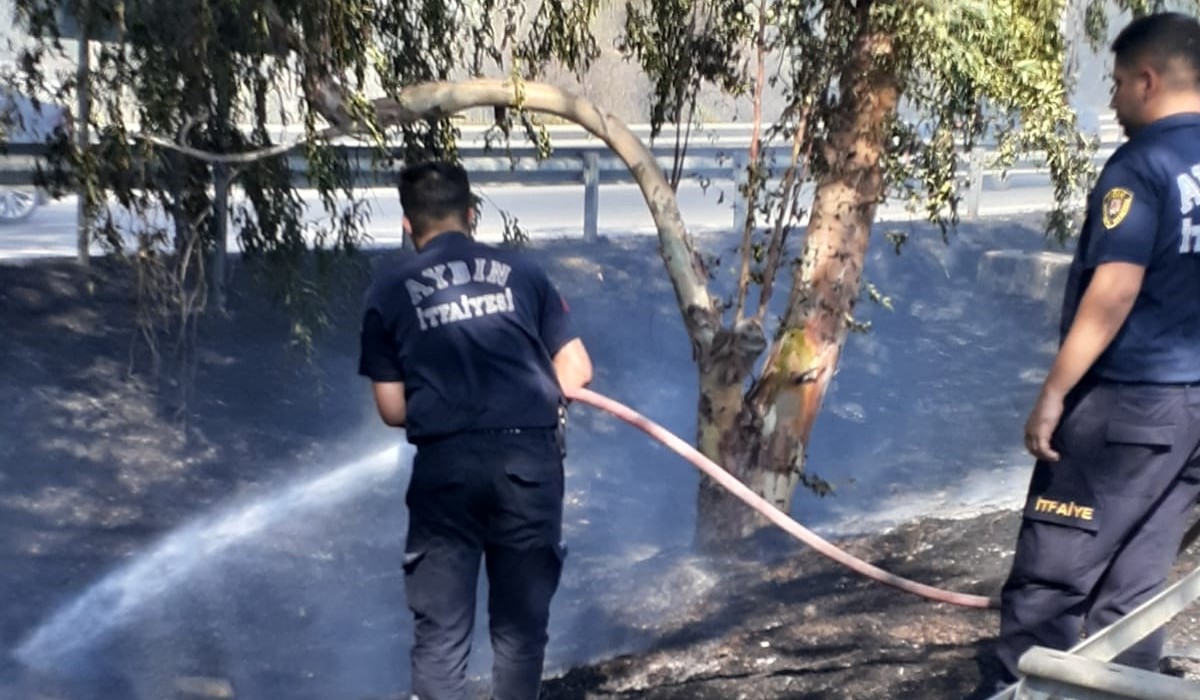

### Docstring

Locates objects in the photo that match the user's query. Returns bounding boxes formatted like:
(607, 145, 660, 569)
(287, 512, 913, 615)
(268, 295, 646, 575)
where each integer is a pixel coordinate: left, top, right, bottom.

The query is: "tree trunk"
(694, 321, 767, 551)
(75, 8, 92, 269)
(209, 63, 235, 313)
(694, 23, 900, 550)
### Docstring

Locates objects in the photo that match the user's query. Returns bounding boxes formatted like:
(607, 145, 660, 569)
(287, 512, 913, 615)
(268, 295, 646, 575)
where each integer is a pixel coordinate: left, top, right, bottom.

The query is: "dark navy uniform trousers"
(403, 429, 566, 700)
(997, 381, 1200, 682)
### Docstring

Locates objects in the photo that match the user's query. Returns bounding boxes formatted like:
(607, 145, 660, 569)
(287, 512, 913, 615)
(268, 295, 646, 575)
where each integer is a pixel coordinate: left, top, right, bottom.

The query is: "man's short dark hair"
(399, 161, 473, 236)
(1112, 11, 1200, 84)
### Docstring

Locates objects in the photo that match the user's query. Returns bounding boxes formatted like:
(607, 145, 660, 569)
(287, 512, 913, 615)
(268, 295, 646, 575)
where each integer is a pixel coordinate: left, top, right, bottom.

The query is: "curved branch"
(248, 1, 721, 344)
(130, 129, 339, 164)
(131, 79, 721, 350)
(372, 80, 720, 348)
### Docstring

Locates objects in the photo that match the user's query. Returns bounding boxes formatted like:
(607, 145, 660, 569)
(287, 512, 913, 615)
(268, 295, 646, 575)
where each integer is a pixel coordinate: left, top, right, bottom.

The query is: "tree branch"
(170, 0, 723, 352)
(125, 78, 723, 352)
(130, 129, 337, 164)
(369, 81, 723, 350)
(732, 0, 769, 326)
(756, 101, 814, 322)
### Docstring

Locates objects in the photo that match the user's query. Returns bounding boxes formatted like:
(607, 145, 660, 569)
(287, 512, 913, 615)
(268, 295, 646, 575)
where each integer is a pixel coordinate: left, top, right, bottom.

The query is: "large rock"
(977, 249, 1072, 304)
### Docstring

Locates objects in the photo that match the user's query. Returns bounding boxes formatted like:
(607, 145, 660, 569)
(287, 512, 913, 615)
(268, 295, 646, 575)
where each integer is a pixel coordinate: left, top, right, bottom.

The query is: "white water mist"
(14, 442, 413, 670)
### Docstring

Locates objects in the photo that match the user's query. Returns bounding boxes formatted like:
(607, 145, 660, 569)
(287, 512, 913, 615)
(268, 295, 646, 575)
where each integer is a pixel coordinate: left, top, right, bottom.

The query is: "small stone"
(174, 676, 234, 698)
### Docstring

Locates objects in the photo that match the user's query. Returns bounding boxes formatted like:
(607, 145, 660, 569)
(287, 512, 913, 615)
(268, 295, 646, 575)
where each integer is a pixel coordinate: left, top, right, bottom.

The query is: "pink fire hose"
(568, 387, 999, 610)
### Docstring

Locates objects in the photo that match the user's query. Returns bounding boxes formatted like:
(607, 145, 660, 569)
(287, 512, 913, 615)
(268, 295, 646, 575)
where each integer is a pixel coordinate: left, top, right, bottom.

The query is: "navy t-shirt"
(358, 232, 577, 442)
(1059, 113, 1200, 384)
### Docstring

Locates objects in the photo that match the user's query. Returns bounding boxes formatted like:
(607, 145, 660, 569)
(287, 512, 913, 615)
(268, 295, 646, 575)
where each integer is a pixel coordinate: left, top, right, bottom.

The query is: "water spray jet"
(14, 443, 411, 670)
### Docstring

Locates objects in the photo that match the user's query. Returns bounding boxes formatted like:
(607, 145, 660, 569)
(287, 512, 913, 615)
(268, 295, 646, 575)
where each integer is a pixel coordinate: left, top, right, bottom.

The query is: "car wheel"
(0, 188, 39, 223)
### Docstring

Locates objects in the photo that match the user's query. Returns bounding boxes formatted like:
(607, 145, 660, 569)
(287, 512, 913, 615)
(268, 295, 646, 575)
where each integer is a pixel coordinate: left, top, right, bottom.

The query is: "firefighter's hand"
(1024, 388, 1064, 463)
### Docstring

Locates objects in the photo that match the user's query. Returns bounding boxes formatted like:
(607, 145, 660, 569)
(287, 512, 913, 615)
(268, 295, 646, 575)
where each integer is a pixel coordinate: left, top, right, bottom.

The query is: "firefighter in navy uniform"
(357, 161, 594, 700)
(992, 12, 1200, 689)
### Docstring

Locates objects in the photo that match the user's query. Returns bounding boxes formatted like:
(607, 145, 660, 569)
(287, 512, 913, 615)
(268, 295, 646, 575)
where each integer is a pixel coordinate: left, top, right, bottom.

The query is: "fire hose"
(570, 388, 1200, 610)
(569, 386, 1001, 610)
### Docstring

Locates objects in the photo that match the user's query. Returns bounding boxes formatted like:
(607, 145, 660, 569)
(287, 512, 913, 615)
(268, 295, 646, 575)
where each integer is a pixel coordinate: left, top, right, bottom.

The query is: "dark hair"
(398, 161, 473, 236)
(1112, 11, 1200, 82)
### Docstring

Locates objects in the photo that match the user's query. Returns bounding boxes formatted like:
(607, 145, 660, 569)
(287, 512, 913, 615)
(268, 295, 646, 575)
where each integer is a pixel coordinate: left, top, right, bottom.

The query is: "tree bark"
(694, 23, 900, 549)
(694, 323, 767, 551)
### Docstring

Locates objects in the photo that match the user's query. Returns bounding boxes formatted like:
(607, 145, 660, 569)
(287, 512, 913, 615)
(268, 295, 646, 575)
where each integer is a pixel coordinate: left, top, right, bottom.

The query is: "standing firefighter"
(993, 11, 1200, 689)
(358, 161, 593, 700)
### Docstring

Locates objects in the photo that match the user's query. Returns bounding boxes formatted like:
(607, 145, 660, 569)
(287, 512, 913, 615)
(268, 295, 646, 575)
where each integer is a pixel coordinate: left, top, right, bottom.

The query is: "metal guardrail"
(0, 119, 1126, 236)
(988, 563, 1200, 700)
(1019, 648, 1199, 700)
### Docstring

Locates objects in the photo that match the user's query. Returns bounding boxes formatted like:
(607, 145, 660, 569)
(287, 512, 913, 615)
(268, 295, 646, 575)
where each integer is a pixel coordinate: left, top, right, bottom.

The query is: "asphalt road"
(0, 174, 1062, 263)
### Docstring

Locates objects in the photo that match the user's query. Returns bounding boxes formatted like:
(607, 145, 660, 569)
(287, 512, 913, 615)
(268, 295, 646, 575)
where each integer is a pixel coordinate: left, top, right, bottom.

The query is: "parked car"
(0, 85, 70, 224)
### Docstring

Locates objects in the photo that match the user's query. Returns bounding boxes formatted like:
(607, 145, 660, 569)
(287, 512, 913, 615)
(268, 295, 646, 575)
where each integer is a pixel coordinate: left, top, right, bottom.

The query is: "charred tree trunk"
(695, 21, 899, 551)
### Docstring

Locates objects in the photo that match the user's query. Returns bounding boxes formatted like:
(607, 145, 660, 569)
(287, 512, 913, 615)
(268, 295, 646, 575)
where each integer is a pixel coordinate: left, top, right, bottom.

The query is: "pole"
(582, 152, 599, 242)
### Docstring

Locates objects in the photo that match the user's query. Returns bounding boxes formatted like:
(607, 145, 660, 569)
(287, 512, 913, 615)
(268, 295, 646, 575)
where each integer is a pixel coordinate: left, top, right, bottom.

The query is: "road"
(0, 173, 1061, 262)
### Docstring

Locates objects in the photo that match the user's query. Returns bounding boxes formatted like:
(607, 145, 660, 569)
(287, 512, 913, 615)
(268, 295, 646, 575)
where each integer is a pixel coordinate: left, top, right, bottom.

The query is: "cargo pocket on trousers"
(1105, 420, 1175, 449)
(1099, 417, 1176, 497)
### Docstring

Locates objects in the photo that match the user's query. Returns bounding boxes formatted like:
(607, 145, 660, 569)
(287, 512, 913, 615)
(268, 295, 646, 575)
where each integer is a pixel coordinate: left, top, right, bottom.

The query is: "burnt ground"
(0, 253, 390, 699)
(1, 248, 1199, 700)
(539, 513, 1200, 700)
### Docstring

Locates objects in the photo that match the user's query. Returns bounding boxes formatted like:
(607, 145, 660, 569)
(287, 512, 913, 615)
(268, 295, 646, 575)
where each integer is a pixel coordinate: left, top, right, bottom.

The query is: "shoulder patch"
(1101, 187, 1134, 229)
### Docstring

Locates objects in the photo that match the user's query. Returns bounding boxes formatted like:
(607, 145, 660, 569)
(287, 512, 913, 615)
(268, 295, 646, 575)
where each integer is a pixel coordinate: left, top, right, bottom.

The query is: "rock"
(174, 676, 235, 698)
(1163, 656, 1200, 681)
(976, 249, 1071, 304)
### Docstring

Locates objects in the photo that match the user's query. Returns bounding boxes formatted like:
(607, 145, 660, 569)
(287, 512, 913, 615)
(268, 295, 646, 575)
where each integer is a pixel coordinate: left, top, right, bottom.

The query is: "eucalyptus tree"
(622, 0, 1195, 547)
